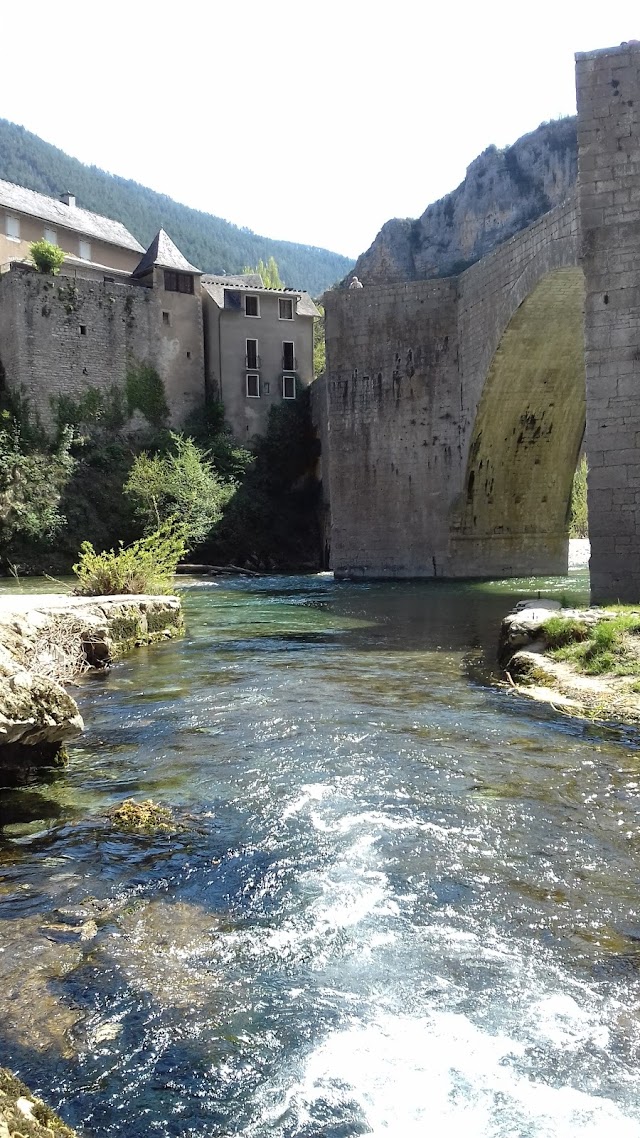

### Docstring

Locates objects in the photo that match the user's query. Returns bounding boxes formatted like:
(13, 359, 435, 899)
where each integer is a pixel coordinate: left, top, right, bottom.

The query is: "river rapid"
(3, 569, 640, 1137)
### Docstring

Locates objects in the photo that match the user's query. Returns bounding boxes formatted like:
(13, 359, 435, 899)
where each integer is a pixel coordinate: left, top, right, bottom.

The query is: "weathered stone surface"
(0, 265, 204, 432)
(0, 593, 182, 774)
(577, 45, 640, 602)
(322, 42, 640, 599)
(323, 202, 581, 579)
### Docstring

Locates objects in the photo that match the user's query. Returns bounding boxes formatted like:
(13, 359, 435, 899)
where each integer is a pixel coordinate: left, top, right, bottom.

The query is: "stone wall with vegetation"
(0, 265, 203, 433)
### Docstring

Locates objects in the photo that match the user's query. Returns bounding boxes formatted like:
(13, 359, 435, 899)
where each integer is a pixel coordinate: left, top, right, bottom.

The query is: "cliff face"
(351, 117, 578, 284)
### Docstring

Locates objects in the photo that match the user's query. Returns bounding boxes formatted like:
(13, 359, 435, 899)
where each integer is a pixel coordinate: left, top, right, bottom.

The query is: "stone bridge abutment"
(323, 42, 640, 601)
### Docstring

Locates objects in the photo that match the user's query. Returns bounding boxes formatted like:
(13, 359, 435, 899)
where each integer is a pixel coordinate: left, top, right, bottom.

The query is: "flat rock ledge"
(0, 1067, 78, 1136)
(499, 599, 640, 725)
(0, 593, 182, 777)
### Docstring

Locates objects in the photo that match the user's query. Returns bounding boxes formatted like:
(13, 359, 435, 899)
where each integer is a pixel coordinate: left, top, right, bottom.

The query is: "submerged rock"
(106, 798, 176, 833)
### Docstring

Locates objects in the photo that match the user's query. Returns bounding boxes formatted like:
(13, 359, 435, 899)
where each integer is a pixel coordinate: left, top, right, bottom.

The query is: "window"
(246, 373, 260, 398)
(79, 325, 87, 336)
(5, 216, 19, 240)
(278, 297, 294, 320)
(162, 311, 171, 325)
(282, 341, 295, 370)
(245, 294, 260, 317)
(164, 270, 194, 294)
(186, 351, 192, 359)
(44, 227, 57, 244)
(282, 374, 296, 400)
(246, 339, 259, 369)
(79, 239, 91, 261)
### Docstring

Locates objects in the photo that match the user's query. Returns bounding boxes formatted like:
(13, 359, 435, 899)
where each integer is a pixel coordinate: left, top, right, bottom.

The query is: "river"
(3, 567, 640, 1137)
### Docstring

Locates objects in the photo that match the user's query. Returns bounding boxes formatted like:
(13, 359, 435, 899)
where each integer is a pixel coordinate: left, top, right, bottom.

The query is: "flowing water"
(3, 569, 640, 1137)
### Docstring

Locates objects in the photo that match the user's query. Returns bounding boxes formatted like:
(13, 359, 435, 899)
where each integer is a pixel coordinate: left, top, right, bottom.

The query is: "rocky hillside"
(350, 117, 577, 284)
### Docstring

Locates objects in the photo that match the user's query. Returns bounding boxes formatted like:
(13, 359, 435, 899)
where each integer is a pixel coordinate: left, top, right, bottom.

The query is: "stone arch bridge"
(318, 43, 640, 602)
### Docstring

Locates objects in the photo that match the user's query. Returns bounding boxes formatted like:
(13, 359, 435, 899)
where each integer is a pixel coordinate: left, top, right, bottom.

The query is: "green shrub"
(30, 239, 66, 275)
(73, 519, 187, 596)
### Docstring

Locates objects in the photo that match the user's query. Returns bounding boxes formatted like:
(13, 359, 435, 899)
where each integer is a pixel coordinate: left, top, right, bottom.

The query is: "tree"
(123, 433, 235, 548)
(29, 239, 66, 275)
(0, 418, 74, 544)
(243, 256, 283, 289)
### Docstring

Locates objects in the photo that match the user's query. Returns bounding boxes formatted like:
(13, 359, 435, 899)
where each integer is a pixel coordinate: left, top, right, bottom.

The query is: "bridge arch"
(452, 266, 586, 576)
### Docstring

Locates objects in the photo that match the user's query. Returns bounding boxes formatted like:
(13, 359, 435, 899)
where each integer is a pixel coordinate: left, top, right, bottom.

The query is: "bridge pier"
(577, 43, 640, 603)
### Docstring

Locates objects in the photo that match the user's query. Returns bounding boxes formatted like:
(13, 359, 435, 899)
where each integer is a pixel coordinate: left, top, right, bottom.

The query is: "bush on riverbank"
(73, 521, 187, 596)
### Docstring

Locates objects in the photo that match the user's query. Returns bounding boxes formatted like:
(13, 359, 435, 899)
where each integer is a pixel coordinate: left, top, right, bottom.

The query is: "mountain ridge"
(348, 117, 578, 285)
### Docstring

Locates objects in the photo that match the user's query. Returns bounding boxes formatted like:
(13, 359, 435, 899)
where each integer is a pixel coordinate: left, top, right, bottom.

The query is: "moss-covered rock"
(107, 797, 176, 833)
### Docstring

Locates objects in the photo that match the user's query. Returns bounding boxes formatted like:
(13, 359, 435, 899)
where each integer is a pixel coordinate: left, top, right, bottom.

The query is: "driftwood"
(176, 563, 265, 578)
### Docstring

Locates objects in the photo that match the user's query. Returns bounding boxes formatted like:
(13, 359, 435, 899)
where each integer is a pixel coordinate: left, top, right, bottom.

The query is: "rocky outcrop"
(0, 593, 182, 777)
(348, 117, 577, 285)
(0, 1068, 78, 1136)
(499, 600, 640, 724)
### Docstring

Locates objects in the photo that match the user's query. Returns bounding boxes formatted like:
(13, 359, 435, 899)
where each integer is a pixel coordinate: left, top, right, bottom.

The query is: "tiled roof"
(297, 293, 321, 318)
(0, 178, 144, 252)
(132, 228, 201, 278)
(203, 273, 264, 288)
(201, 274, 320, 317)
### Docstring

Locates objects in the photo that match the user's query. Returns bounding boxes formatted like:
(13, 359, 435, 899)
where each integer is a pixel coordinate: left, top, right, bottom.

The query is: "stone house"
(0, 179, 319, 439)
(0, 179, 144, 273)
(201, 274, 320, 439)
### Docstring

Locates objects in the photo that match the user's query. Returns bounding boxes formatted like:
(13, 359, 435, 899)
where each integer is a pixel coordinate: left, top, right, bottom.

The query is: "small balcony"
(282, 354, 297, 371)
(245, 353, 262, 369)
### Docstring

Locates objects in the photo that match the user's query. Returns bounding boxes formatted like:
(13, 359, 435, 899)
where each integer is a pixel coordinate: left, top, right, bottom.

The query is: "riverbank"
(499, 598, 640, 725)
(0, 1068, 78, 1136)
(0, 593, 183, 779)
(4, 573, 640, 1135)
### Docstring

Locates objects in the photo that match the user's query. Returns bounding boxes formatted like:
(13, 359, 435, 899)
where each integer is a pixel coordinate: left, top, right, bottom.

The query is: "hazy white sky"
(2, 2, 638, 258)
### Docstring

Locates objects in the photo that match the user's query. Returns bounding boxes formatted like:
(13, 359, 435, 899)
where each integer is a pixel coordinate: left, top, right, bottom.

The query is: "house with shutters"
(0, 178, 320, 440)
(201, 274, 320, 439)
(0, 180, 144, 273)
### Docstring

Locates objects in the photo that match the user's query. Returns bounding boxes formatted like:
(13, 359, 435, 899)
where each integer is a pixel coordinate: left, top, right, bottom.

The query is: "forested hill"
(0, 119, 353, 295)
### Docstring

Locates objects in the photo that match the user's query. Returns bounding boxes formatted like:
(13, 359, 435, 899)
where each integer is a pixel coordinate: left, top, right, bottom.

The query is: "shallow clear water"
(3, 570, 640, 1137)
